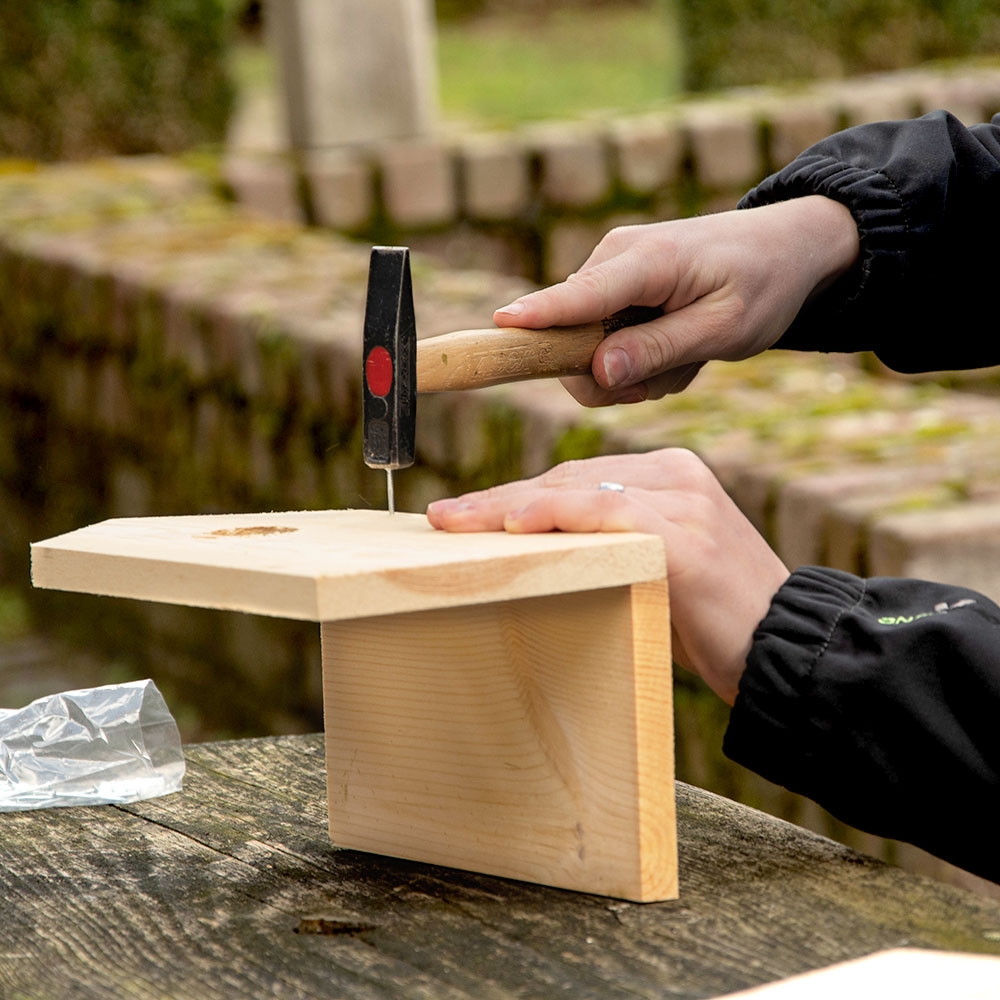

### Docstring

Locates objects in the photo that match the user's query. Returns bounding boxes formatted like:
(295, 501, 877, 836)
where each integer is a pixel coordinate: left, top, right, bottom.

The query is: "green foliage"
(677, 0, 1000, 91)
(436, 0, 650, 20)
(437, 3, 682, 127)
(0, 0, 236, 161)
(0, 586, 30, 642)
(436, 0, 490, 21)
(550, 425, 605, 465)
(473, 405, 524, 488)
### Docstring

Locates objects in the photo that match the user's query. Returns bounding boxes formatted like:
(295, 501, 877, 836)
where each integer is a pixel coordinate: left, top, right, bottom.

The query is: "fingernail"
(602, 347, 632, 388)
(504, 507, 529, 528)
(495, 301, 525, 318)
(427, 499, 472, 515)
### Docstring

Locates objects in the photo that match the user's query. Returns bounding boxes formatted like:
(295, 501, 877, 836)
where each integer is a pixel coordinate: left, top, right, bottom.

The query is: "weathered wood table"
(2, 733, 1000, 1000)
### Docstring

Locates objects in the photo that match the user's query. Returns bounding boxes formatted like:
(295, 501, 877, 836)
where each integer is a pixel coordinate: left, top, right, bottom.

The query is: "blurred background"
(3, 0, 1000, 161)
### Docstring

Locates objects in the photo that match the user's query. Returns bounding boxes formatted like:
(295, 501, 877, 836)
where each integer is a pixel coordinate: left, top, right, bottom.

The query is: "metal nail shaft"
(386, 469, 395, 515)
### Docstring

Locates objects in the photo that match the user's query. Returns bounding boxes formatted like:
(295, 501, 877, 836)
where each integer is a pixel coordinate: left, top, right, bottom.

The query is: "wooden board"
(323, 579, 676, 901)
(31, 509, 665, 622)
(4, 735, 1000, 999)
(719, 948, 1000, 998)
(31, 507, 674, 901)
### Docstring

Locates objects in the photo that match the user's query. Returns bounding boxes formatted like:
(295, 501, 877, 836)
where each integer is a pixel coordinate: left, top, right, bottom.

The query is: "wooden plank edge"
(31, 544, 322, 621)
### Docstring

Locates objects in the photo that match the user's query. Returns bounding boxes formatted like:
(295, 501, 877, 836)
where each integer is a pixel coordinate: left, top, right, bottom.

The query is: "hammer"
(362, 246, 660, 512)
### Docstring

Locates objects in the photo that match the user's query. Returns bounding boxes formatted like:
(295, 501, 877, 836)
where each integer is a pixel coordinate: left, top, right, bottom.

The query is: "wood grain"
(32, 507, 673, 899)
(2, 734, 999, 1000)
(31, 509, 666, 622)
(417, 322, 605, 391)
(322, 581, 676, 901)
(415, 306, 664, 392)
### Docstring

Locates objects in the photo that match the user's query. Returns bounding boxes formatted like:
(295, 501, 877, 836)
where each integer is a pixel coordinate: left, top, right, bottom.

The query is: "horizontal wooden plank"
(1, 734, 999, 999)
(31, 509, 666, 621)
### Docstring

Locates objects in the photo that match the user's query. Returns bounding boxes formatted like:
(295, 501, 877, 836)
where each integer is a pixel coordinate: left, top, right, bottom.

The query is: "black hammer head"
(362, 247, 416, 473)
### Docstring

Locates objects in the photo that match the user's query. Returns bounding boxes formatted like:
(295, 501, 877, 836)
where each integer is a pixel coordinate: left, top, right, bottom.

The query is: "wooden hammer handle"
(416, 306, 661, 393)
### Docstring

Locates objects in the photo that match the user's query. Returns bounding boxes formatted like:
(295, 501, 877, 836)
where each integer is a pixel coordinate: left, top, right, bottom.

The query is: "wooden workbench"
(1, 734, 999, 999)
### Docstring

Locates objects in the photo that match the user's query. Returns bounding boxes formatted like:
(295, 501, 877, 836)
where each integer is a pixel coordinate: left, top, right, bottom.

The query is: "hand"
(426, 450, 790, 705)
(494, 197, 859, 406)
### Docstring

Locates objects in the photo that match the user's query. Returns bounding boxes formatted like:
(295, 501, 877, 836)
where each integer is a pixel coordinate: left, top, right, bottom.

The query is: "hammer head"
(362, 246, 416, 472)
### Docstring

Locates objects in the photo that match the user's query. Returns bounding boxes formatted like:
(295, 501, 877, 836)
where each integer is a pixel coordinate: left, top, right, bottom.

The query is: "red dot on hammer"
(365, 346, 393, 397)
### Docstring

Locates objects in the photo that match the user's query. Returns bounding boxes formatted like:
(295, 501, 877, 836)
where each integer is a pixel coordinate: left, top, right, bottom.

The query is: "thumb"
(593, 289, 752, 389)
(591, 318, 685, 390)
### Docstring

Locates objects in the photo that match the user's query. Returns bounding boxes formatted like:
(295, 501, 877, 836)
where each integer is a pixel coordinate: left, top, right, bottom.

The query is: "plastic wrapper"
(0, 679, 185, 811)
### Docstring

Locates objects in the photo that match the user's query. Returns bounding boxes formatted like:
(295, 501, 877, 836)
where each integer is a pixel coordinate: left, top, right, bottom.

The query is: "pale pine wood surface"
(322, 580, 676, 901)
(721, 949, 1000, 998)
(32, 508, 673, 900)
(31, 509, 666, 621)
(32, 507, 674, 899)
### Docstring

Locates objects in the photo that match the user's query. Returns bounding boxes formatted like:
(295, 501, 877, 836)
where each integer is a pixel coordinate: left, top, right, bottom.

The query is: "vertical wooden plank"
(321, 582, 676, 901)
(629, 577, 677, 901)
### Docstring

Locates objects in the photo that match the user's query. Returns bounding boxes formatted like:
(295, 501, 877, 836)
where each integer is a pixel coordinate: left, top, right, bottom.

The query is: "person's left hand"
(427, 449, 789, 705)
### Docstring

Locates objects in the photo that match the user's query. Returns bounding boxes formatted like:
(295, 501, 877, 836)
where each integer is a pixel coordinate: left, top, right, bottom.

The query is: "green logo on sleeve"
(878, 598, 976, 626)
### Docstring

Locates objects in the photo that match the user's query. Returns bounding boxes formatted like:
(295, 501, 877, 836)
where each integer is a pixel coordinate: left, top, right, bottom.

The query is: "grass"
(436, 5, 684, 128)
(229, 3, 684, 133)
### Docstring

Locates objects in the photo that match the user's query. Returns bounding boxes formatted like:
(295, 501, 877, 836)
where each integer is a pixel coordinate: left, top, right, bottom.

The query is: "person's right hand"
(493, 196, 860, 406)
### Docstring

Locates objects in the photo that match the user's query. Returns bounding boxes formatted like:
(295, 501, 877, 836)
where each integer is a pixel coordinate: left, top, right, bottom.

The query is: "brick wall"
(224, 65, 1000, 282)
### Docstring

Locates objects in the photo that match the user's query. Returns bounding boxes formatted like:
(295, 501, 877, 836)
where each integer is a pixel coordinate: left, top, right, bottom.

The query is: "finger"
(427, 448, 712, 533)
(426, 461, 641, 528)
(426, 498, 515, 532)
(494, 250, 666, 331)
(591, 290, 748, 389)
(428, 469, 657, 532)
(426, 484, 544, 531)
(592, 317, 691, 390)
(590, 318, 686, 390)
(502, 488, 661, 535)
(641, 361, 706, 398)
(432, 448, 708, 509)
(559, 362, 703, 406)
(558, 373, 649, 408)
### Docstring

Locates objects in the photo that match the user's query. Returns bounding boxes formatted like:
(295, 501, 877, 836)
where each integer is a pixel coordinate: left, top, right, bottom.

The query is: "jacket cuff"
(739, 155, 908, 353)
(722, 566, 865, 789)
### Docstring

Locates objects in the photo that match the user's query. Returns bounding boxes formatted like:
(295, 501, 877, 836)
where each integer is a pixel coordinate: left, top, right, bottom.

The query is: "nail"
(495, 300, 525, 318)
(602, 347, 632, 388)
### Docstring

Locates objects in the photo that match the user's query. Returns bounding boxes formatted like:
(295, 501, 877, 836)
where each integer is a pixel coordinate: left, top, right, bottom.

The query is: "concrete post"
(268, 0, 438, 150)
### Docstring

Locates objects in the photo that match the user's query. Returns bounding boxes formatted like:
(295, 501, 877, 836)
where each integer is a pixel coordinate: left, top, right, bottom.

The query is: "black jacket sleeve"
(724, 567, 1000, 882)
(739, 111, 1000, 373)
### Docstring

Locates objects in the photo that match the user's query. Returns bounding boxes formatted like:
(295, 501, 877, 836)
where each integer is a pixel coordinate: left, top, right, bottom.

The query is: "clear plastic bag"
(0, 679, 185, 811)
